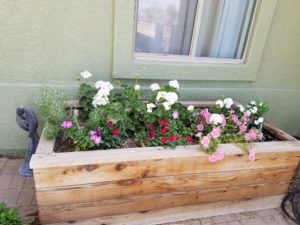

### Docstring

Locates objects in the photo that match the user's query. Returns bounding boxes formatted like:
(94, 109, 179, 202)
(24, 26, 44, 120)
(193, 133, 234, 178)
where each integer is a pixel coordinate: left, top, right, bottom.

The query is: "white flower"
(73, 109, 79, 117)
(146, 103, 156, 113)
(237, 104, 244, 112)
(224, 98, 233, 109)
(150, 83, 160, 91)
(156, 91, 167, 102)
(259, 102, 263, 106)
(96, 88, 110, 96)
(187, 105, 194, 111)
(245, 111, 251, 116)
(134, 84, 140, 90)
(209, 114, 222, 125)
(95, 80, 114, 91)
(251, 101, 256, 105)
(92, 94, 109, 107)
(163, 102, 171, 110)
(80, 71, 92, 79)
(254, 117, 264, 125)
(169, 80, 179, 89)
(250, 107, 258, 114)
(164, 92, 178, 105)
(216, 100, 224, 108)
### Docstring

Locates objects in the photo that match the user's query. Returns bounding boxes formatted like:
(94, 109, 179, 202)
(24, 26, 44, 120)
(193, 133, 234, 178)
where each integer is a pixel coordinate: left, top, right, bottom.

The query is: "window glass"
(135, 0, 257, 60)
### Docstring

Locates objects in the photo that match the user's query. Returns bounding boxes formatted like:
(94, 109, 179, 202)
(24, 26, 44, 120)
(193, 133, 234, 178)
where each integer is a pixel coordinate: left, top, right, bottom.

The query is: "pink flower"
(231, 115, 239, 124)
(197, 124, 204, 131)
(249, 129, 257, 140)
(93, 136, 101, 145)
(201, 135, 211, 148)
(245, 133, 252, 141)
(211, 126, 220, 139)
(208, 154, 218, 163)
(249, 149, 256, 161)
(221, 114, 226, 127)
(61, 121, 73, 128)
(239, 124, 247, 133)
(200, 109, 211, 124)
(172, 111, 179, 119)
(216, 150, 225, 160)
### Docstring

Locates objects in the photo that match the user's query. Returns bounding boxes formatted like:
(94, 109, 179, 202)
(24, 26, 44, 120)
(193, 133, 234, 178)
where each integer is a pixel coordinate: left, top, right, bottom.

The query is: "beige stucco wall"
(0, 0, 299, 154)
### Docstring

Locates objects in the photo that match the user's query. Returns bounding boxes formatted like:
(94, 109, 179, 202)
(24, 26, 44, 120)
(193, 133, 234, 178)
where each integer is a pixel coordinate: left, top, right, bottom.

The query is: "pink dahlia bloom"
(197, 124, 204, 131)
(249, 149, 256, 161)
(216, 150, 225, 160)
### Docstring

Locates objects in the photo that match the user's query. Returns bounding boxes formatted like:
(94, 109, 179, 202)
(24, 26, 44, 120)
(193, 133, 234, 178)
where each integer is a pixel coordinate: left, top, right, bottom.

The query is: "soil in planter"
(54, 129, 279, 153)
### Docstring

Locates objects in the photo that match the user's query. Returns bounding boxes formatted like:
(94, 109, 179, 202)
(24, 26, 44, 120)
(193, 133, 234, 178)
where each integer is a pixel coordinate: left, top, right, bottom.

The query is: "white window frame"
(133, 0, 258, 64)
(112, 0, 278, 81)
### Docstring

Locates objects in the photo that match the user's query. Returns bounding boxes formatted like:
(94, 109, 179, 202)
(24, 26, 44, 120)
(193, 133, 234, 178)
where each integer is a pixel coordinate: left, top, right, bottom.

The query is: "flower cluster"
(53, 71, 270, 160)
(92, 80, 114, 107)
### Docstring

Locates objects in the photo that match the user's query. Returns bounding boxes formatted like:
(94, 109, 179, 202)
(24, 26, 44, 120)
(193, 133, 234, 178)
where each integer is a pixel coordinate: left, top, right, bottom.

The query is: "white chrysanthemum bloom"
(224, 98, 233, 109)
(209, 114, 222, 125)
(215, 100, 224, 108)
(163, 102, 171, 110)
(258, 117, 264, 123)
(237, 104, 245, 112)
(134, 84, 140, 90)
(156, 91, 167, 102)
(95, 80, 114, 91)
(187, 105, 194, 111)
(251, 101, 256, 105)
(250, 106, 258, 114)
(146, 103, 156, 113)
(80, 71, 92, 79)
(164, 92, 178, 105)
(169, 80, 179, 89)
(150, 83, 160, 91)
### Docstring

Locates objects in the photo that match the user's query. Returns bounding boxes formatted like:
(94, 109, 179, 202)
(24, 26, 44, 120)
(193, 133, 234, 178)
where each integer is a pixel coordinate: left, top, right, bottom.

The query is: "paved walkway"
(0, 158, 297, 225)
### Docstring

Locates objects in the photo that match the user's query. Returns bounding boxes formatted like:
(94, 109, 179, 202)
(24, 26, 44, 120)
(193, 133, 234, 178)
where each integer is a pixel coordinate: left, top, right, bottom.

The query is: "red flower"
(107, 121, 113, 127)
(160, 128, 168, 135)
(147, 124, 155, 131)
(112, 129, 120, 136)
(174, 134, 180, 141)
(146, 135, 152, 140)
(186, 136, 193, 143)
(168, 135, 175, 142)
(151, 132, 157, 137)
(160, 137, 167, 144)
(159, 118, 169, 126)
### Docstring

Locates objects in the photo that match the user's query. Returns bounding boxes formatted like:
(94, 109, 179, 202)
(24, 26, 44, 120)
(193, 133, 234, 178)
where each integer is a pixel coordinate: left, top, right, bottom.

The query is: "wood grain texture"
(36, 166, 295, 206)
(33, 147, 300, 188)
(48, 195, 284, 225)
(34, 128, 55, 155)
(39, 181, 289, 224)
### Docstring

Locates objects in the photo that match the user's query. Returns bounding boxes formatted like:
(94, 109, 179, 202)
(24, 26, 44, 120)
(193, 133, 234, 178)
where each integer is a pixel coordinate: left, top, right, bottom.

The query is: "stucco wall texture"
(0, 0, 299, 154)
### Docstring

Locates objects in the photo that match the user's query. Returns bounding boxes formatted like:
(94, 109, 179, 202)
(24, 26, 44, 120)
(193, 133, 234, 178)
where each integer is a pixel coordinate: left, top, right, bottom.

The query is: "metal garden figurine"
(16, 106, 39, 177)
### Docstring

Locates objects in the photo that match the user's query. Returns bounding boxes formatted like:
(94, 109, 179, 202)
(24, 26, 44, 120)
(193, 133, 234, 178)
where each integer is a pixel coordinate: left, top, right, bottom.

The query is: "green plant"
(0, 202, 28, 225)
(37, 86, 66, 140)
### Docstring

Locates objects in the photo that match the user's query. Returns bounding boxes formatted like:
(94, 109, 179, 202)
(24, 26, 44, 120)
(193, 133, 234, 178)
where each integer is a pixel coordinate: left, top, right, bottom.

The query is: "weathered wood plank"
(39, 181, 289, 224)
(48, 195, 284, 225)
(35, 128, 55, 155)
(263, 120, 297, 141)
(33, 148, 300, 188)
(36, 166, 295, 206)
(30, 141, 300, 169)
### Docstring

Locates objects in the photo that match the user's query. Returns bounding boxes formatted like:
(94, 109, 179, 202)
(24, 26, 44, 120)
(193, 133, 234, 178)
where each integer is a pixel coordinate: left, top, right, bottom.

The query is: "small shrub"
(0, 202, 28, 225)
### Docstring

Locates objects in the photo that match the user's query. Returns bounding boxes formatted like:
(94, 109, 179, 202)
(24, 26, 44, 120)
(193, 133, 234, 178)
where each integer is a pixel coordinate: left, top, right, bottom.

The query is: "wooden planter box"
(30, 101, 300, 224)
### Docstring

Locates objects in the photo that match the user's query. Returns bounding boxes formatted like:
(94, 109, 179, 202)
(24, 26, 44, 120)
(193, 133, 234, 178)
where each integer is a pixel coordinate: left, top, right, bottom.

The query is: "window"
(135, 0, 257, 61)
(113, 0, 277, 81)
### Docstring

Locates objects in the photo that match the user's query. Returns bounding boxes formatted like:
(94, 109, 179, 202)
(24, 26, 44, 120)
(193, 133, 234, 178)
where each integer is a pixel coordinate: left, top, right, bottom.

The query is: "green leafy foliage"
(36, 86, 66, 140)
(0, 202, 28, 225)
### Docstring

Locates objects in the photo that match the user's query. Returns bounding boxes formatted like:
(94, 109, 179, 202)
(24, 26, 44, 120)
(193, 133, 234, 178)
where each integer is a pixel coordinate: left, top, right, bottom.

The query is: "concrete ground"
(0, 158, 297, 225)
